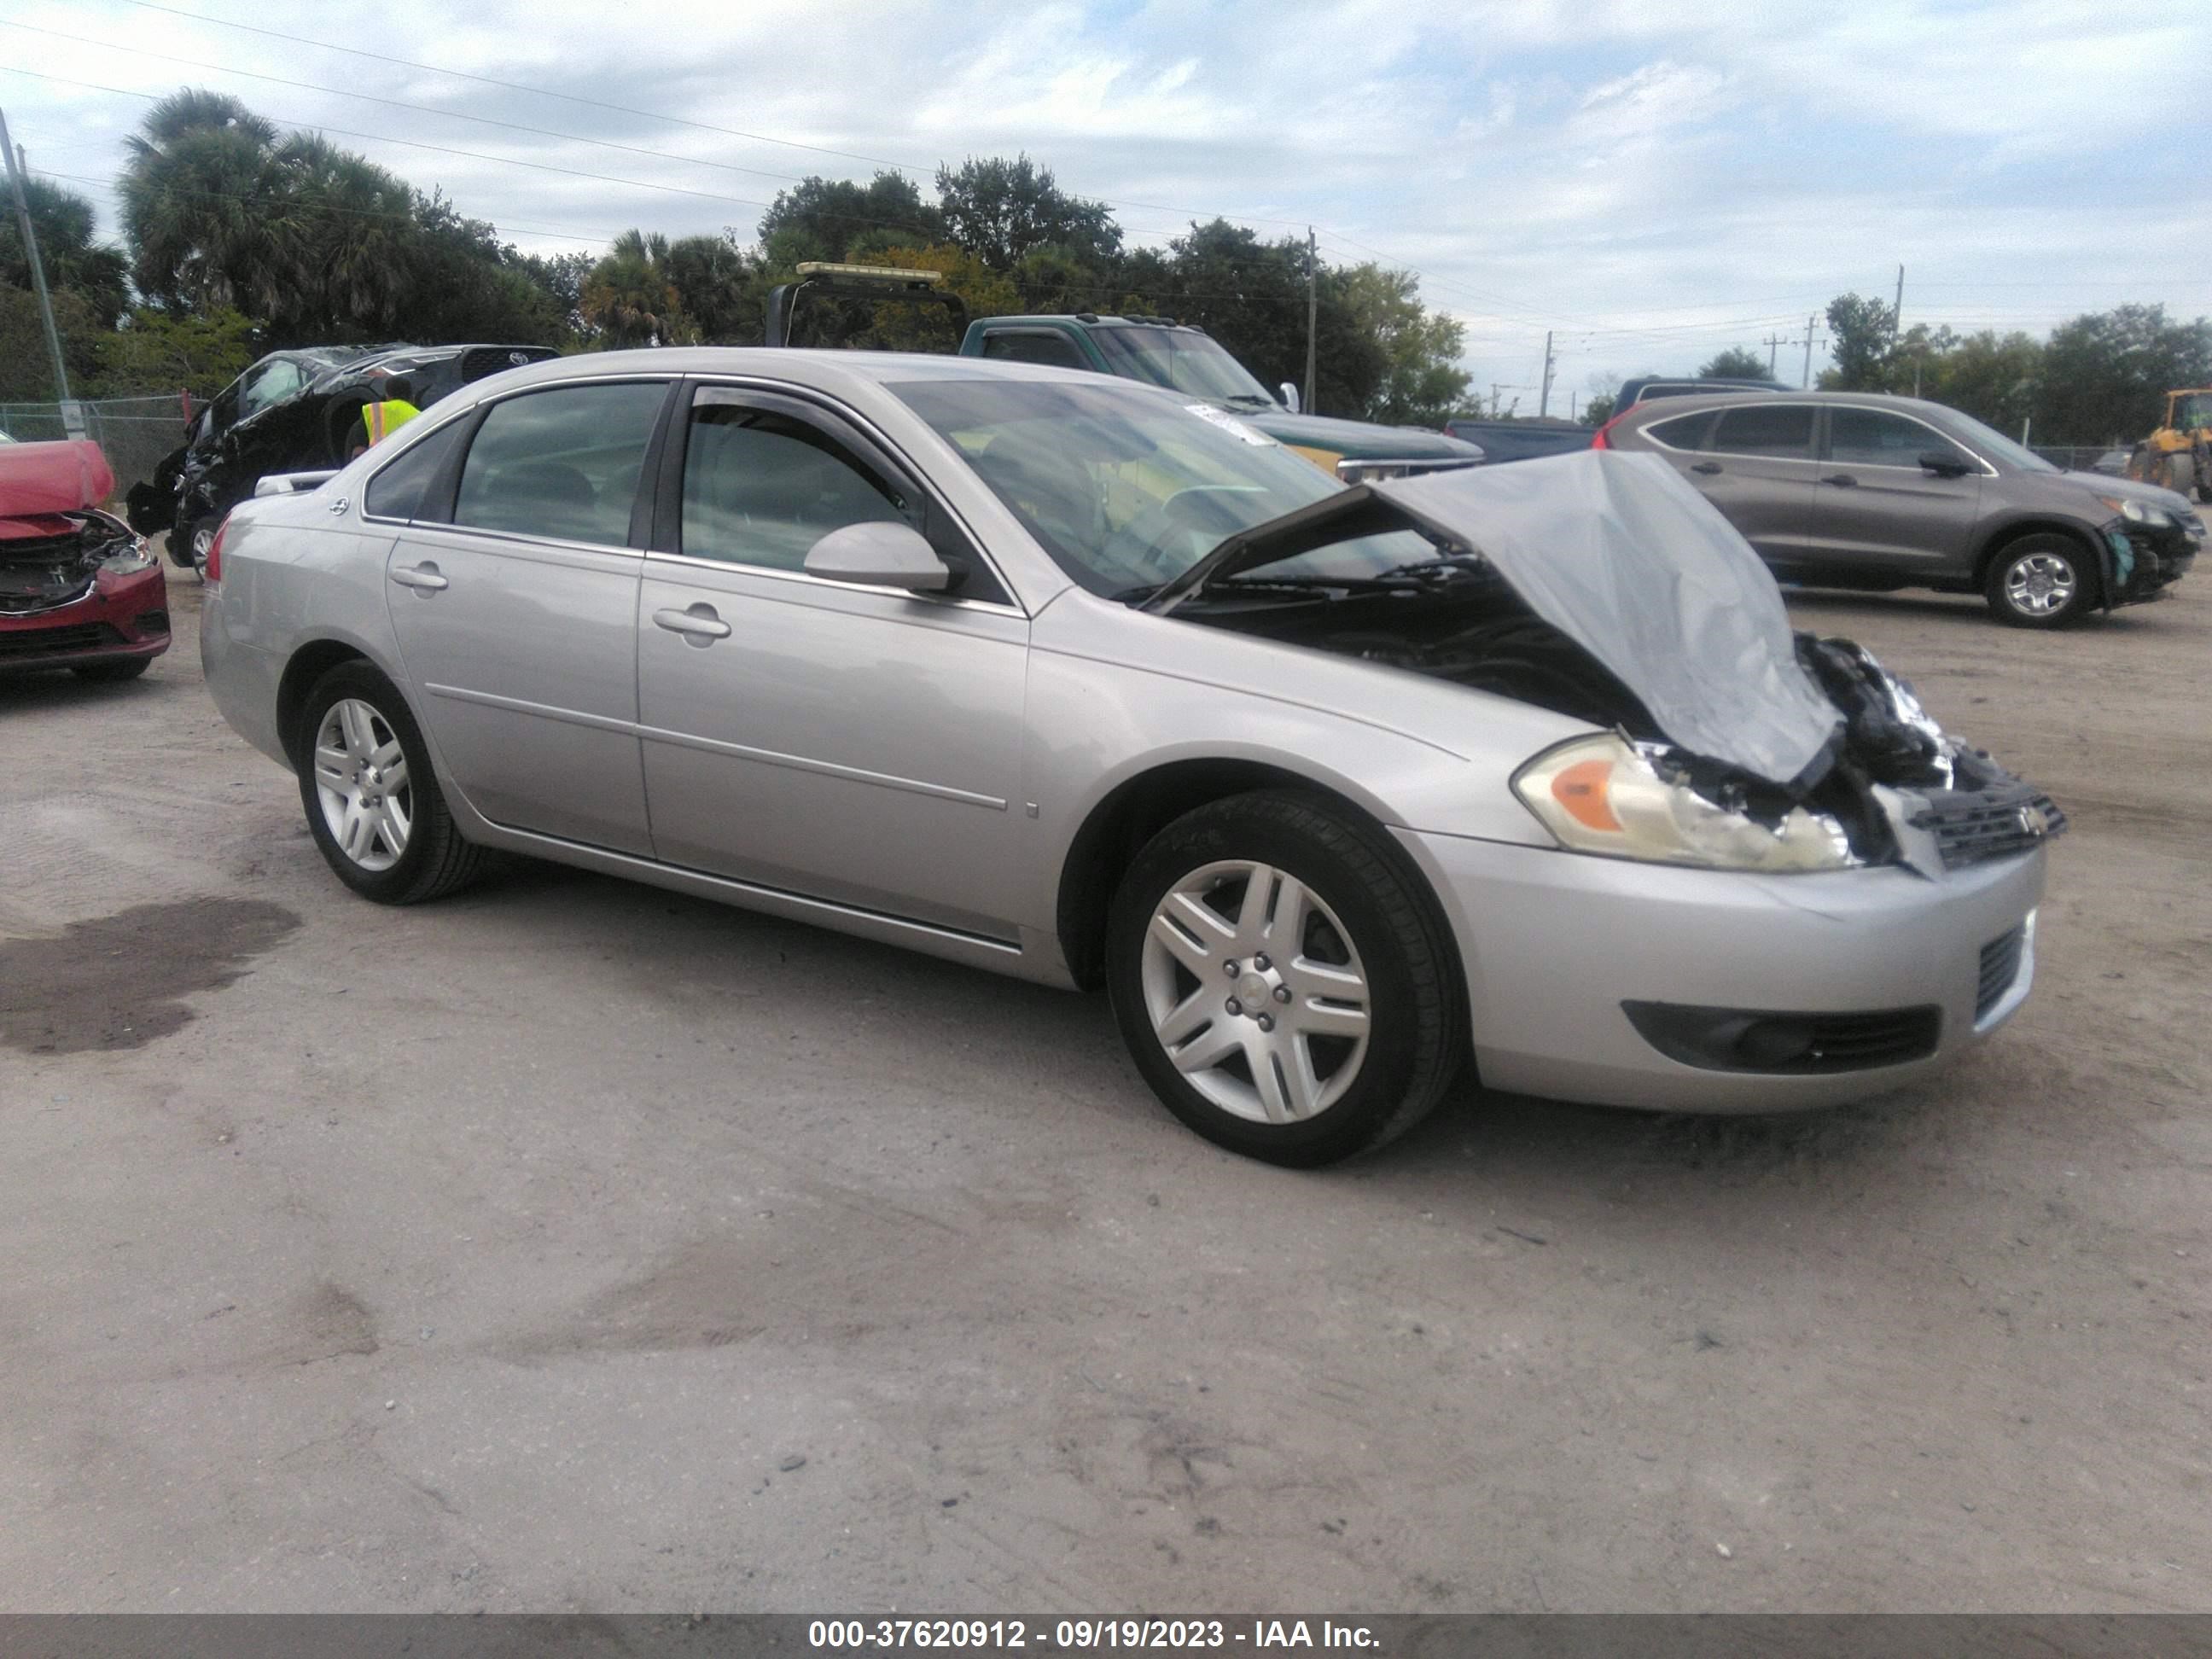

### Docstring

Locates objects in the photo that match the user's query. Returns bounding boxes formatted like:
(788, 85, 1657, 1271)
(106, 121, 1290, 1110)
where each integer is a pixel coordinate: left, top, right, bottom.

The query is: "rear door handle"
(654, 604, 731, 642)
(1690, 462, 1722, 474)
(1821, 473, 1859, 487)
(389, 563, 448, 591)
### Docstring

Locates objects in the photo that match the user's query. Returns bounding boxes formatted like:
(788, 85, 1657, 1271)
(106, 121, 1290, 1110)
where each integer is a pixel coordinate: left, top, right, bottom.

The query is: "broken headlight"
(1513, 734, 1855, 873)
(100, 539, 157, 576)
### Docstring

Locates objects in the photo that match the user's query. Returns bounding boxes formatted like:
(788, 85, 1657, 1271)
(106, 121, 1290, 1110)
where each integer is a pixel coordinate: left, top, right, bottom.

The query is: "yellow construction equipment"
(2127, 387, 2212, 503)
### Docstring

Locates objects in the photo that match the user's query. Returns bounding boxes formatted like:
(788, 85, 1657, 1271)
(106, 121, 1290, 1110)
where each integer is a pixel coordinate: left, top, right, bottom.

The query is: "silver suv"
(1598, 391, 2201, 626)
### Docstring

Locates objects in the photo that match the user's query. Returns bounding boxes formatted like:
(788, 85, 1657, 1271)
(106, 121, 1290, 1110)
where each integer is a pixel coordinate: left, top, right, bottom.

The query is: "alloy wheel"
(311, 697, 413, 872)
(1138, 859, 1371, 1124)
(2004, 551, 2075, 616)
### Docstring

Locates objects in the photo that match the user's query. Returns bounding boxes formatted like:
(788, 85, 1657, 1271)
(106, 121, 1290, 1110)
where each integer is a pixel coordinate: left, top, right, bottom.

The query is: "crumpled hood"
(0, 439, 118, 539)
(1161, 449, 1846, 789)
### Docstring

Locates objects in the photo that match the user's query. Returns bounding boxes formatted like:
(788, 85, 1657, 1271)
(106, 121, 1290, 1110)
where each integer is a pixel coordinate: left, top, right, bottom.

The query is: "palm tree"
(266, 135, 416, 338)
(0, 178, 131, 327)
(581, 230, 695, 347)
(118, 90, 282, 316)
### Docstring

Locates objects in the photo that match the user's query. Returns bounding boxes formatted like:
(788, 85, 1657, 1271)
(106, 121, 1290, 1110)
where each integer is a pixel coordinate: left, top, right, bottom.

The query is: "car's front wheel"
(1985, 533, 2097, 627)
(168, 516, 215, 573)
(293, 661, 483, 904)
(1105, 790, 1462, 1167)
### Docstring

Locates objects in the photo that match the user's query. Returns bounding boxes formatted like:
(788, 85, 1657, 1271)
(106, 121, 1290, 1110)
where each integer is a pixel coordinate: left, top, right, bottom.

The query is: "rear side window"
(453, 381, 667, 546)
(1645, 410, 1717, 451)
(981, 331, 1086, 370)
(364, 419, 469, 522)
(1709, 405, 1814, 458)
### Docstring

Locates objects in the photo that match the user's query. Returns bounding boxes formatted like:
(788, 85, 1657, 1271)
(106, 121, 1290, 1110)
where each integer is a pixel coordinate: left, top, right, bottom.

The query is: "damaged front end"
(1159, 450, 2064, 878)
(0, 508, 147, 616)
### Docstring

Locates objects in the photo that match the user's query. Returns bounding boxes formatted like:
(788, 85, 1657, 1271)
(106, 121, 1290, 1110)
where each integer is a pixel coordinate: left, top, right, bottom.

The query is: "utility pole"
(1301, 227, 1317, 416)
(0, 105, 76, 416)
(1892, 263, 1904, 347)
(1538, 329, 1556, 418)
(1762, 330, 1788, 375)
(1802, 312, 1817, 390)
(1489, 383, 1505, 418)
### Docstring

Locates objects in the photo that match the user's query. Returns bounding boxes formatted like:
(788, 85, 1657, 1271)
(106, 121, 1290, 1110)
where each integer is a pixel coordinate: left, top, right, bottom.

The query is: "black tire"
(166, 515, 212, 571)
(292, 661, 484, 905)
(1984, 532, 2098, 628)
(1104, 789, 1463, 1167)
(71, 657, 151, 683)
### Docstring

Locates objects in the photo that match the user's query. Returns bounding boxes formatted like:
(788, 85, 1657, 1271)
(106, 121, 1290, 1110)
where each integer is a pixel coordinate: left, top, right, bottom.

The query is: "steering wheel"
(1103, 486, 1260, 579)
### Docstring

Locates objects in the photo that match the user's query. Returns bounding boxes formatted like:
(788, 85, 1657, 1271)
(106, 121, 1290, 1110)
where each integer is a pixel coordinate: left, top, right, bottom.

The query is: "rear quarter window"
(1644, 410, 1718, 451)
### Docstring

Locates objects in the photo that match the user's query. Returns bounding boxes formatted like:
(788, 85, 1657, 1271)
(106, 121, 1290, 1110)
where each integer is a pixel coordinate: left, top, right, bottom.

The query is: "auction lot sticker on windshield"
(1184, 403, 1276, 445)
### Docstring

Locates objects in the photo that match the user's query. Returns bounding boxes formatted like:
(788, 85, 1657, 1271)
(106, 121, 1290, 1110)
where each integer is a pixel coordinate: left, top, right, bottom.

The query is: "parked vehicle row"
(199, 351, 2063, 1165)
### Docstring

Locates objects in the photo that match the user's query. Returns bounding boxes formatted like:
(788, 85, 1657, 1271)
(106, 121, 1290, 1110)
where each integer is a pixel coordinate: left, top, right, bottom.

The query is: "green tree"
(88, 306, 259, 399)
(665, 234, 765, 343)
(0, 178, 131, 328)
(756, 172, 940, 265)
(934, 154, 1120, 272)
(1822, 292, 1899, 390)
(1333, 264, 1470, 426)
(0, 287, 102, 401)
(581, 230, 693, 347)
(1918, 329, 2040, 431)
(1582, 393, 1616, 426)
(265, 134, 416, 340)
(118, 89, 284, 317)
(1699, 346, 1770, 381)
(2037, 305, 2212, 445)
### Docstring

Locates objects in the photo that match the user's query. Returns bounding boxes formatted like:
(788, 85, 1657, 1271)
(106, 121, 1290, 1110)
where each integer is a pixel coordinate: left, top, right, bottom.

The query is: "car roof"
(451, 346, 1175, 402)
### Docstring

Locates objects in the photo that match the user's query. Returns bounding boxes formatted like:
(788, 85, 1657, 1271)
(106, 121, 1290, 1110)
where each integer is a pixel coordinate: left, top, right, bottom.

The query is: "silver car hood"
(1154, 450, 1844, 790)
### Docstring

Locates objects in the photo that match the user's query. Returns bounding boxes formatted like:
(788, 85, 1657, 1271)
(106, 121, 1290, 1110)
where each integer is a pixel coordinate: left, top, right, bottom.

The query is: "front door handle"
(654, 604, 731, 643)
(1690, 461, 1722, 474)
(389, 563, 448, 591)
(1821, 473, 1859, 487)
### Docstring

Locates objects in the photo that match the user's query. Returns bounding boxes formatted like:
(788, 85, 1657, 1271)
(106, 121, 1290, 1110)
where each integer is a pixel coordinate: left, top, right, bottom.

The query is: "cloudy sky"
(6, 0, 2208, 408)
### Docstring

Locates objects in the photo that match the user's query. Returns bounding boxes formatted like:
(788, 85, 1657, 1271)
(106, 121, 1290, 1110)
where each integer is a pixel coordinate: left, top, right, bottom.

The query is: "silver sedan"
(201, 351, 2058, 1166)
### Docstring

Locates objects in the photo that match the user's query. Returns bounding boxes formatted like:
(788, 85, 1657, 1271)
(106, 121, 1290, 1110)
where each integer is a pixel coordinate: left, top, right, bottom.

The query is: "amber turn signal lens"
(1551, 759, 1622, 831)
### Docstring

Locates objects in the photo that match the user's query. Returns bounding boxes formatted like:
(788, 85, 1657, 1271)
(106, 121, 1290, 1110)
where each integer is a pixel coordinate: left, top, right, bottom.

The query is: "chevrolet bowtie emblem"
(2018, 803, 2051, 836)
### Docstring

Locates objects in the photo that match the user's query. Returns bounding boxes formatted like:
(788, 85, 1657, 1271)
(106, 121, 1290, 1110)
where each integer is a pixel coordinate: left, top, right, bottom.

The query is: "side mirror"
(803, 521, 952, 592)
(1919, 451, 1971, 478)
(1279, 381, 1302, 415)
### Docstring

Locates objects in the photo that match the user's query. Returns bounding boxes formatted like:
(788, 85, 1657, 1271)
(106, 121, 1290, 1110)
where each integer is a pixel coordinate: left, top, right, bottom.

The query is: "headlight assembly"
(1513, 734, 1855, 872)
(100, 538, 158, 576)
(2095, 494, 2173, 528)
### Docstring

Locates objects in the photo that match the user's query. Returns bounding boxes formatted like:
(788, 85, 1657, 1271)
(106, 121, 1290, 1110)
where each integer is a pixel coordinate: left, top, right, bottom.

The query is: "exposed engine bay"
(1184, 572, 2063, 876)
(0, 509, 143, 616)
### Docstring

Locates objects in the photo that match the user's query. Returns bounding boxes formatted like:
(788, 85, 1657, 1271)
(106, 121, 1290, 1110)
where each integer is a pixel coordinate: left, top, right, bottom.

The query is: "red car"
(0, 439, 171, 681)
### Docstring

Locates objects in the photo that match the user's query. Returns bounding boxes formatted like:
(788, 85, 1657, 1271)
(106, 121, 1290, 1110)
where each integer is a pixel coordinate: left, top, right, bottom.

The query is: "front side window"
(1828, 408, 1974, 469)
(981, 331, 1086, 370)
(891, 377, 1432, 597)
(679, 399, 911, 572)
(241, 358, 306, 417)
(452, 381, 667, 546)
(1709, 405, 1814, 459)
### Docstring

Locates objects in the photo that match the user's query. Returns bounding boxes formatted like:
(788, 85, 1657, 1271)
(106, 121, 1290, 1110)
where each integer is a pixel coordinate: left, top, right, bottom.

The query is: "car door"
(635, 381, 1030, 940)
(378, 376, 672, 855)
(1803, 405, 1985, 579)
(1644, 403, 1822, 567)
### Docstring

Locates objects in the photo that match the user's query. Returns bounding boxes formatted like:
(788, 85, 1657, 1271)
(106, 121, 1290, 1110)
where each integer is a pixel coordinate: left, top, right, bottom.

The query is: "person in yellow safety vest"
(352, 376, 421, 457)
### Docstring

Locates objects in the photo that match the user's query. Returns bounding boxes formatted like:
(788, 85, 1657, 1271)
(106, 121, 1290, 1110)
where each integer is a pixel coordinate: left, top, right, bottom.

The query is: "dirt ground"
(0, 565, 2205, 1615)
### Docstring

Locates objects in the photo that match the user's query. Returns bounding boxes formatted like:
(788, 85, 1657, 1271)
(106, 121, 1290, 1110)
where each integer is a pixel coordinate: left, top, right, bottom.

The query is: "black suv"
(128, 341, 557, 567)
(1598, 390, 2200, 626)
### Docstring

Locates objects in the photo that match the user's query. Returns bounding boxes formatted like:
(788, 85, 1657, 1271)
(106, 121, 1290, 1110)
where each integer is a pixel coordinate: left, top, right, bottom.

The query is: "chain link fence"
(0, 395, 191, 503)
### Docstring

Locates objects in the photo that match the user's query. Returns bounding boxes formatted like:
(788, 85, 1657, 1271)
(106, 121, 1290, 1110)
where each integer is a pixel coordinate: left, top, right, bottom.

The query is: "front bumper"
(2107, 518, 2198, 603)
(0, 565, 172, 675)
(1397, 828, 2046, 1112)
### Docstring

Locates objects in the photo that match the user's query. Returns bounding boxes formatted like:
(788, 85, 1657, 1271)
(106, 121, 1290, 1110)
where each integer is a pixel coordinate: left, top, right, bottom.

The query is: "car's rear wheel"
(1985, 533, 2097, 627)
(294, 661, 482, 904)
(1105, 790, 1461, 1167)
(71, 658, 151, 683)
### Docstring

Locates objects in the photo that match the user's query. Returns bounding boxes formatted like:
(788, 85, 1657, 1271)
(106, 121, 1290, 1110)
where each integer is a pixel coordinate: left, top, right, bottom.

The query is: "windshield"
(1090, 327, 1278, 407)
(2176, 393, 2212, 431)
(1935, 407, 2057, 472)
(891, 377, 1435, 597)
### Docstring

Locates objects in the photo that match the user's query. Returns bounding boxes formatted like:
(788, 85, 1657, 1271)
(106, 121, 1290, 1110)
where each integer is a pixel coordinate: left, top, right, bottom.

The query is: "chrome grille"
(1910, 784, 2066, 870)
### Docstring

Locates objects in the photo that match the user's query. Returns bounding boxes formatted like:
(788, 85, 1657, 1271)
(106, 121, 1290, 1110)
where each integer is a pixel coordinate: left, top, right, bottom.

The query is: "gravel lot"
(1, 566, 2206, 1615)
